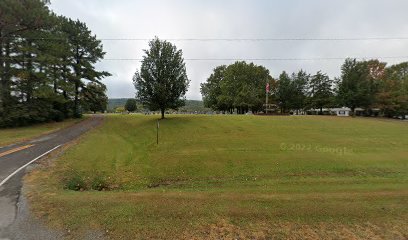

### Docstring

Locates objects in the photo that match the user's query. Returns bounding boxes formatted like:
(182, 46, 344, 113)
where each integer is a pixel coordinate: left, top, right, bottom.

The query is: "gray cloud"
(49, 0, 408, 100)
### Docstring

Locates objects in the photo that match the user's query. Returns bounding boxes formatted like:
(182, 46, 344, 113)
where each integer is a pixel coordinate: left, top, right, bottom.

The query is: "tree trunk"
(0, 36, 6, 113)
(0, 34, 4, 113)
(74, 80, 80, 118)
(53, 65, 58, 93)
(0, 38, 11, 112)
(161, 108, 165, 119)
(74, 47, 81, 118)
(62, 63, 69, 118)
(26, 42, 33, 103)
(63, 90, 69, 117)
(351, 107, 355, 117)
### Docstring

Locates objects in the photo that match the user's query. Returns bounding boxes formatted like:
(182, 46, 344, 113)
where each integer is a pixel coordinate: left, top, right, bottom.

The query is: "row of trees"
(201, 59, 408, 117)
(0, 0, 109, 127)
(274, 70, 333, 114)
(338, 59, 408, 117)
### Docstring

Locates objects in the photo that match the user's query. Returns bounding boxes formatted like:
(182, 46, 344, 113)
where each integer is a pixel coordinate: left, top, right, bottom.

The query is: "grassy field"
(0, 118, 84, 147)
(26, 115, 408, 239)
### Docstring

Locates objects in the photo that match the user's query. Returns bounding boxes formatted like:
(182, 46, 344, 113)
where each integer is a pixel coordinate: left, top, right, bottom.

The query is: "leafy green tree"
(224, 61, 271, 113)
(290, 70, 309, 113)
(0, 0, 55, 125)
(381, 62, 408, 117)
(133, 37, 189, 119)
(275, 71, 293, 113)
(0, 0, 110, 127)
(309, 71, 333, 114)
(337, 59, 366, 114)
(201, 61, 271, 113)
(125, 99, 137, 112)
(201, 65, 226, 110)
(43, 15, 76, 119)
(337, 59, 386, 116)
(60, 17, 111, 118)
(364, 59, 387, 114)
(82, 82, 108, 113)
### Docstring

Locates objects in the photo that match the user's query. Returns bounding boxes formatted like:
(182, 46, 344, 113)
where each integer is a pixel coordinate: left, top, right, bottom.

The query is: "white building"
(330, 107, 351, 117)
(306, 107, 351, 116)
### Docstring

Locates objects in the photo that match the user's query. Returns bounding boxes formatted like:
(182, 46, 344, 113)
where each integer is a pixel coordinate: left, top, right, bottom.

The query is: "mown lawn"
(0, 118, 84, 147)
(26, 115, 408, 239)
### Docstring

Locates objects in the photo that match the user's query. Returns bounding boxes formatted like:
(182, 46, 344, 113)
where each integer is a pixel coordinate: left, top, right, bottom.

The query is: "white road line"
(0, 145, 62, 188)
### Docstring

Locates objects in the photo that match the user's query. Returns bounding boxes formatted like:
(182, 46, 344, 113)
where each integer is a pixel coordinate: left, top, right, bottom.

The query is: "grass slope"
(26, 115, 408, 239)
(0, 118, 83, 147)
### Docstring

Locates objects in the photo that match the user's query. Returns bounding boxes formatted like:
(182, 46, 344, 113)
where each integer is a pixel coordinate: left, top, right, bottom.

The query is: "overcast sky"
(49, 0, 408, 100)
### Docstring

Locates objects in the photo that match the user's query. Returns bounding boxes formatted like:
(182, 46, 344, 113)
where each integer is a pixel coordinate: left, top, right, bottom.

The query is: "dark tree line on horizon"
(201, 59, 408, 117)
(0, 0, 110, 127)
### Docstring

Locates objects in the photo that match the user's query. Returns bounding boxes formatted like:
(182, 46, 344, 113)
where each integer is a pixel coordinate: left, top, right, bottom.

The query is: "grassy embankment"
(26, 115, 408, 239)
(0, 118, 84, 147)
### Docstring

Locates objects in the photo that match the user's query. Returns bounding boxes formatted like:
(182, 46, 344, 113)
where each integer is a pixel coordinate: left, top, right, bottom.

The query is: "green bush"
(91, 174, 110, 191)
(65, 172, 86, 191)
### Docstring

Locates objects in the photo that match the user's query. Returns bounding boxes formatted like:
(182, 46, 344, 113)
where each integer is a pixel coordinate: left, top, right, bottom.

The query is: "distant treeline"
(179, 100, 211, 113)
(201, 60, 408, 117)
(108, 99, 209, 113)
(108, 99, 130, 111)
(0, 0, 109, 127)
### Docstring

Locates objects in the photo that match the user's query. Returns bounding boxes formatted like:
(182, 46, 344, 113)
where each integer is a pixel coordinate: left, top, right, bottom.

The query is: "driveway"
(0, 115, 104, 239)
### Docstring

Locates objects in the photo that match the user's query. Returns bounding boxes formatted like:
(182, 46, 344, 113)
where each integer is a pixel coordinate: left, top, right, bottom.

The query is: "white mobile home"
(330, 107, 351, 117)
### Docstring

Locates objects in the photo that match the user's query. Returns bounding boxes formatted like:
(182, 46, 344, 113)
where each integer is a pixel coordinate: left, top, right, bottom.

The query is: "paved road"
(0, 115, 104, 239)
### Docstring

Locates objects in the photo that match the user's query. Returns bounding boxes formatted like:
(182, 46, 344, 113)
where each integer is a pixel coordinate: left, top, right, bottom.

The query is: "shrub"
(65, 172, 86, 191)
(91, 174, 110, 191)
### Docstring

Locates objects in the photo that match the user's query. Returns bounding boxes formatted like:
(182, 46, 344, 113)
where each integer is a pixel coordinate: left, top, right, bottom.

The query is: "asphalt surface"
(0, 115, 104, 239)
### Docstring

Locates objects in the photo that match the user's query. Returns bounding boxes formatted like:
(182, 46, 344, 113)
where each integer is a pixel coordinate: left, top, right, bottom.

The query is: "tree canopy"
(125, 99, 137, 112)
(0, 0, 110, 127)
(337, 58, 407, 116)
(309, 71, 334, 114)
(82, 82, 108, 114)
(274, 71, 292, 113)
(202, 59, 407, 118)
(201, 61, 272, 114)
(133, 37, 189, 119)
